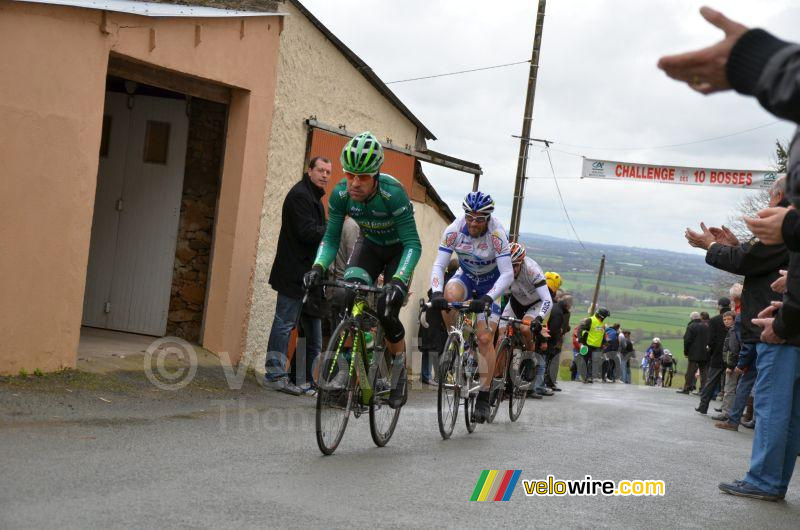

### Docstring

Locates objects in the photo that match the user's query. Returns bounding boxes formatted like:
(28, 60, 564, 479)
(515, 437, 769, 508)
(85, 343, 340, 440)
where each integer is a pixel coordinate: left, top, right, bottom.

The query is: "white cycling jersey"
(506, 256, 552, 321)
(430, 215, 513, 301)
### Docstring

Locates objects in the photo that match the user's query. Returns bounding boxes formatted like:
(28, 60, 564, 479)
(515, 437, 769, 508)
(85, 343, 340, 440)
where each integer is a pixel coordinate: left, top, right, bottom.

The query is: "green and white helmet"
(341, 131, 384, 175)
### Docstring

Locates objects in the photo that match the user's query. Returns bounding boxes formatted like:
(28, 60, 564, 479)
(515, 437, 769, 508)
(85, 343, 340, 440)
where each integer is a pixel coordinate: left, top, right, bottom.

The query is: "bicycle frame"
(443, 303, 484, 399)
(497, 317, 534, 391)
(323, 281, 386, 405)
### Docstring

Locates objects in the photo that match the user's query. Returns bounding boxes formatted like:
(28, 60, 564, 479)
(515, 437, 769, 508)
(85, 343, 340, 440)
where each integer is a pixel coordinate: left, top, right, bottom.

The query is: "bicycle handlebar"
(419, 298, 491, 329)
(322, 280, 387, 295)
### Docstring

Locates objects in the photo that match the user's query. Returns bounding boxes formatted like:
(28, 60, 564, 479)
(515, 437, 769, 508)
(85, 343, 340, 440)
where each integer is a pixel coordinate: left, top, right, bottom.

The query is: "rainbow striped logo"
(470, 470, 522, 501)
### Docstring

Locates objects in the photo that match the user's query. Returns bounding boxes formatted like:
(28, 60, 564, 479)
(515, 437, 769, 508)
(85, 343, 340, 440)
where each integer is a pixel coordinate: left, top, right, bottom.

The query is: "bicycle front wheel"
(369, 345, 404, 447)
(316, 320, 354, 455)
(487, 339, 511, 424)
(437, 334, 461, 440)
(508, 346, 527, 422)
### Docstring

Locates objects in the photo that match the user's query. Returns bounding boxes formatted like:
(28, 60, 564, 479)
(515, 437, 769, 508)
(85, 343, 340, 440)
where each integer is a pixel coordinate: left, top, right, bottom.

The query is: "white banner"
(581, 158, 782, 190)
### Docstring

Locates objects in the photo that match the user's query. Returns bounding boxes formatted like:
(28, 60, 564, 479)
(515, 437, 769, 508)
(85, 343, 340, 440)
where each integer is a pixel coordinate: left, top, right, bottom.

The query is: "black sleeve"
(705, 241, 787, 276)
(548, 310, 564, 343)
(578, 318, 590, 344)
(286, 191, 326, 245)
(683, 324, 694, 356)
(782, 210, 800, 252)
(774, 252, 800, 343)
(728, 29, 800, 122)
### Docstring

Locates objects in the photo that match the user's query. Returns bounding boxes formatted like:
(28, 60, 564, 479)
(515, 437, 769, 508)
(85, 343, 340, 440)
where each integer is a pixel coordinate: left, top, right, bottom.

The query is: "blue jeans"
(534, 352, 546, 391)
(728, 343, 757, 424)
(265, 293, 322, 384)
(420, 350, 433, 381)
(743, 343, 800, 496)
(619, 358, 630, 384)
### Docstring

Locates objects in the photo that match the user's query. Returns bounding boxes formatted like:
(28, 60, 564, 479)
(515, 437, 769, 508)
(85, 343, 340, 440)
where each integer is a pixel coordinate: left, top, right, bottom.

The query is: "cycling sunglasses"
(465, 213, 489, 223)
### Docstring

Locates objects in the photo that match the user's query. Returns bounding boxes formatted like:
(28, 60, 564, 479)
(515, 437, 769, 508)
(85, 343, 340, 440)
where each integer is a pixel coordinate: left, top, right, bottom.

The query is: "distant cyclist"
(429, 191, 513, 423)
(304, 132, 421, 409)
(497, 243, 553, 396)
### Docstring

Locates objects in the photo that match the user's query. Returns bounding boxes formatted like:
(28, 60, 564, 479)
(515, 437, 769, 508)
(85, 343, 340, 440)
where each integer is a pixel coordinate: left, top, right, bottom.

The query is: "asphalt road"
(2, 380, 798, 528)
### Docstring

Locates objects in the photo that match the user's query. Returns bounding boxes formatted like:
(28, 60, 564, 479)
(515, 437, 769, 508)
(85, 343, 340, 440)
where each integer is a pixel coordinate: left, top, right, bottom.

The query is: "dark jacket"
(546, 299, 568, 352)
(728, 29, 800, 345)
(706, 307, 731, 368)
(683, 319, 710, 362)
(723, 326, 741, 369)
(419, 289, 447, 354)
(268, 174, 326, 300)
(705, 240, 787, 343)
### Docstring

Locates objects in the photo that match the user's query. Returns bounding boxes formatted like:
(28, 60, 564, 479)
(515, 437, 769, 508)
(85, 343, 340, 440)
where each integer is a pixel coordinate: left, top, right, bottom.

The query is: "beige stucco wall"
(0, 0, 282, 374)
(401, 200, 450, 377)
(243, 1, 424, 368)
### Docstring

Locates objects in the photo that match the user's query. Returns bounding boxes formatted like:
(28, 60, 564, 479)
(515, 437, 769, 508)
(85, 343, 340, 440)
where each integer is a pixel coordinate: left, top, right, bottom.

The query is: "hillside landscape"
(519, 233, 728, 373)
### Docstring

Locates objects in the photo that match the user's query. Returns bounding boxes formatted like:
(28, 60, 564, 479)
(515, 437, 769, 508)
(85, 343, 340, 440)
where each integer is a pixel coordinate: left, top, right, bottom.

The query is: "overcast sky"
(301, 0, 798, 254)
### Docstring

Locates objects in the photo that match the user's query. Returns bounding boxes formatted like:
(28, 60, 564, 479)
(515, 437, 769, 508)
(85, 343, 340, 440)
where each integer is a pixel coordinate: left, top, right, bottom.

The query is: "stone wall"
(167, 98, 226, 342)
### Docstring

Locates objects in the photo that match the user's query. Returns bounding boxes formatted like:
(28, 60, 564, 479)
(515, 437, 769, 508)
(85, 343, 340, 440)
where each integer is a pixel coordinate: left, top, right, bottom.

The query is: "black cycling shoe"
(387, 365, 407, 409)
(473, 391, 491, 423)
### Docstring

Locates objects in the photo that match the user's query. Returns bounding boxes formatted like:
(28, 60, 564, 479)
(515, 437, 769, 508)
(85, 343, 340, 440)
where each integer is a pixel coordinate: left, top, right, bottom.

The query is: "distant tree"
(726, 139, 787, 241)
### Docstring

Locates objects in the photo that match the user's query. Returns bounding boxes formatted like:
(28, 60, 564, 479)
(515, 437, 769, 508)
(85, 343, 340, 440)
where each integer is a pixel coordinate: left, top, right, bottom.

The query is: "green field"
(610, 306, 696, 335)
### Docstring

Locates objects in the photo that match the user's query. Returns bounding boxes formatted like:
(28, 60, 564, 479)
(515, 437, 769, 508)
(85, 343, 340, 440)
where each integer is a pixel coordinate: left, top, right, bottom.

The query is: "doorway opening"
(80, 75, 226, 348)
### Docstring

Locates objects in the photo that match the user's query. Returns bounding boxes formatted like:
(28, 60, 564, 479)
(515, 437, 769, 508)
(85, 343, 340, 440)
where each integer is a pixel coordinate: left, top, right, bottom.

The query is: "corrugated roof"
(14, 0, 284, 17)
(289, 0, 436, 141)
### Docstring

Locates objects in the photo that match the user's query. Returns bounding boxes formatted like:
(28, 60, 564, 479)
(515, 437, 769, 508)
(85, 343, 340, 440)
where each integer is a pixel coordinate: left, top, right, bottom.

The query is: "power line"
(544, 146, 586, 250)
(556, 120, 783, 151)
(385, 59, 531, 84)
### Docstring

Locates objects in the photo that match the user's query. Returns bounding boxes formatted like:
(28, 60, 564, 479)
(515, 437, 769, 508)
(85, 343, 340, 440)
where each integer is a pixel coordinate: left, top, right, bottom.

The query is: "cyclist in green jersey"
(303, 132, 422, 408)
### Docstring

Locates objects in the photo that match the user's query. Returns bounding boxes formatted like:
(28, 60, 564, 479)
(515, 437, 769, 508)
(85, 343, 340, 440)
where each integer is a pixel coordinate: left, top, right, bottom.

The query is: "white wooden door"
(82, 93, 129, 328)
(82, 93, 188, 335)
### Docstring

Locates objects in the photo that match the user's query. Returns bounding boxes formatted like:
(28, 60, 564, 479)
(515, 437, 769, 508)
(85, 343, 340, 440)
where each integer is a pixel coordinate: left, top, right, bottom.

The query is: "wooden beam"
(107, 55, 231, 104)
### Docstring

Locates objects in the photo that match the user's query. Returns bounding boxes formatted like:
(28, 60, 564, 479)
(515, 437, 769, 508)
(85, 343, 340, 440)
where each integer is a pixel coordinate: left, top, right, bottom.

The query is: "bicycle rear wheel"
(437, 334, 461, 440)
(508, 346, 527, 422)
(316, 320, 354, 455)
(369, 343, 404, 447)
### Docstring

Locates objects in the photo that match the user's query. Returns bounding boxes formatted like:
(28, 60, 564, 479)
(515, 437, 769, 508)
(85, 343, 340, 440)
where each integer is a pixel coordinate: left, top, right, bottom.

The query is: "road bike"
(487, 315, 533, 423)
(645, 356, 661, 387)
(421, 300, 487, 440)
(315, 280, 406, 455)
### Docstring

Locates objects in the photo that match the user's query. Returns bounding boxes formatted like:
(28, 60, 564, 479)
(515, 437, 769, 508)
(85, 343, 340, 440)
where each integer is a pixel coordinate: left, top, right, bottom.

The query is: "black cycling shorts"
(343, 237, 406, 343)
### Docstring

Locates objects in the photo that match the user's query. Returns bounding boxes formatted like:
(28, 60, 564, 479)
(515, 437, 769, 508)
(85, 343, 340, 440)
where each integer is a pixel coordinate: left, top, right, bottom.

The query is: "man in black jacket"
(545, 294, 572, 392)
(660, 8, 800, 500)
(265, 156, 330, 393)
(679, 311, 710, 394)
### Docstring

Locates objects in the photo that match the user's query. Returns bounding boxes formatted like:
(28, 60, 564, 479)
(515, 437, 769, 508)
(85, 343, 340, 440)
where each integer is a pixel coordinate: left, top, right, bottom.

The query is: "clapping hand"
(744, 207, 790, 245)
(771, 269, 788, 294)
(685, 222, 716, 249)
(657, 7, 748, 94)
(708, 225, 739, 246)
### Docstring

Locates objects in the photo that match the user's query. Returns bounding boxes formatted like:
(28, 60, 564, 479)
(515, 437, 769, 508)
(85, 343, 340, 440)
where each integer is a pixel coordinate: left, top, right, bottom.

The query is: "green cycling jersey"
(313, 174, 422, 284)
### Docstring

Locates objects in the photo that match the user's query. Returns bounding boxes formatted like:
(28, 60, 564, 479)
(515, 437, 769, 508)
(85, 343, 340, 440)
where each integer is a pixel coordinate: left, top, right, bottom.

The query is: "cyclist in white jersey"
(499, 242, 553, 396)
(429, 191, 513, 423)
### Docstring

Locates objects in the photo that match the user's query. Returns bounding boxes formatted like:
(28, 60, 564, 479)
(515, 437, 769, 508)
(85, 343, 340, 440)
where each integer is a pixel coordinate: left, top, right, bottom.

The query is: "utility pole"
(589, 254, 606, 315)
(509, 0, 547, 242)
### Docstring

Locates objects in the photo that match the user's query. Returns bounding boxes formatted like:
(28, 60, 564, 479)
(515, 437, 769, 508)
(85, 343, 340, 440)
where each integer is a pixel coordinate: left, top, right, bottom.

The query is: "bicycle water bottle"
(364, 331, 374, 365)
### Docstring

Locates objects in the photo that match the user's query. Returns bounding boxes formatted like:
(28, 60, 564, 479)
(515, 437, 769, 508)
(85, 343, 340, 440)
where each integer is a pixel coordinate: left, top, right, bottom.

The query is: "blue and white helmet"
(462, 191, 495, 214)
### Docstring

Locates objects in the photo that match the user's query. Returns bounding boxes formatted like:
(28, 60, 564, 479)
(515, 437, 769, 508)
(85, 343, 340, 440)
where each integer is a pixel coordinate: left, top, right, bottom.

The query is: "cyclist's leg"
(442, 269, 470, 329)
(375, 242, 414, 407)
(474, 296, 501, 392)
(494, 303, 515, 377)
